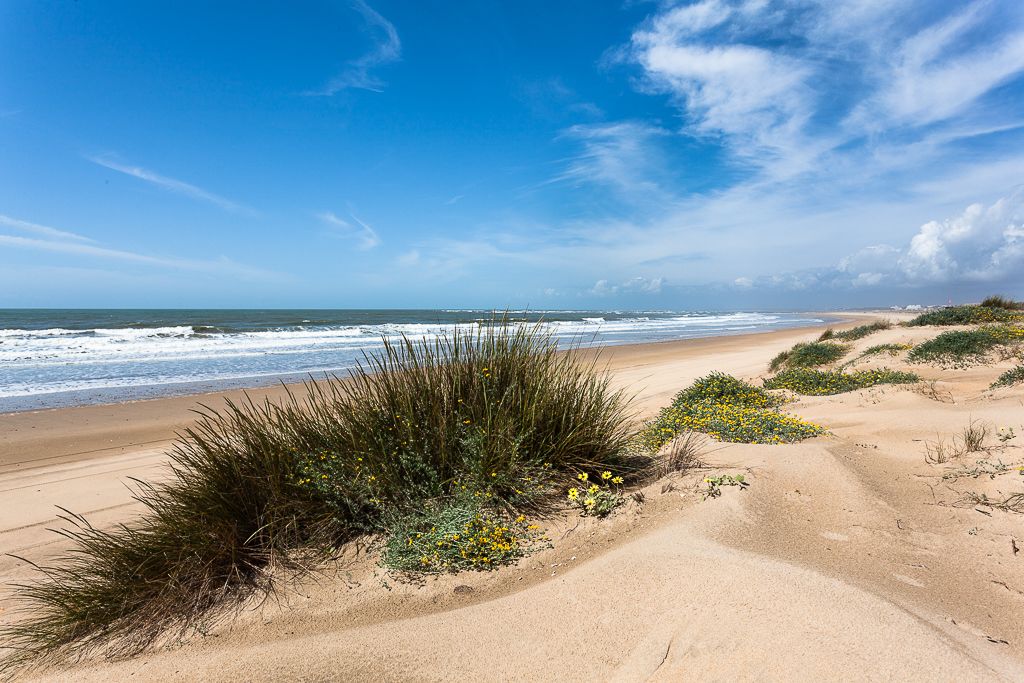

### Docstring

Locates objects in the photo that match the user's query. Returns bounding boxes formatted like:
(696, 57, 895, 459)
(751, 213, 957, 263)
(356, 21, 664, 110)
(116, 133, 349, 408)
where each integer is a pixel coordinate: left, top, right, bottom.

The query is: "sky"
(2, 0, 1024, 310)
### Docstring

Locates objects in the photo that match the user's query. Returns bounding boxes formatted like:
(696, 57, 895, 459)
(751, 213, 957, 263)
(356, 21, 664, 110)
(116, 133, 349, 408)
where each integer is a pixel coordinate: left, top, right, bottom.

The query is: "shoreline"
(0, 314, 874, 469)
(0, 310, 848, 415)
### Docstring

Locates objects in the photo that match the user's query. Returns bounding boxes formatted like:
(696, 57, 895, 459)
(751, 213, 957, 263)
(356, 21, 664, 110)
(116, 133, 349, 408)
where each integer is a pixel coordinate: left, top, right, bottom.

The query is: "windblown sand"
(2, 313, 1023, 681)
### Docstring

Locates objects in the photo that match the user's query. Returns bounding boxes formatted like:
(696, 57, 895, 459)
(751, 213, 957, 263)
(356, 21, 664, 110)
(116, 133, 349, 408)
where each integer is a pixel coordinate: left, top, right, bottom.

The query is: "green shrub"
(907, 327, 1018, 366)
(832, 321, 891, 341)
(905, 305, 1021, 326)
(638, 372, 824, 447)
(2, 321, 641, 673)
(769, 341, 847, 371)
(763, 368, 919, 395)
(991, 366, 1024, 389)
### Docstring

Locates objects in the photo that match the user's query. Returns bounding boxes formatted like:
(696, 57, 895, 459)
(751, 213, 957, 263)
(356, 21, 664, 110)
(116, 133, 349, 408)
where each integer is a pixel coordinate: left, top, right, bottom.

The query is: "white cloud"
(552, 122, 671, 200)
(623, 0, 1024, 183)
(736, 191, 1024, 290)
(590, 276, 665, 296)
(0, 217, 273, 278)
(854, 5, 1024, 129)
(89, 155, 257, 215)
(315, 0, 400, 95)
(0, 214, 94, 243)
(318, 210, 381, 250)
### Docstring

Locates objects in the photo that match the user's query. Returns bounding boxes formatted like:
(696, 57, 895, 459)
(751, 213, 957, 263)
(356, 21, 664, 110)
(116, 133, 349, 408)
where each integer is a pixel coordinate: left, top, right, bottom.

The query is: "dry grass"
(924, 420, 990, 464)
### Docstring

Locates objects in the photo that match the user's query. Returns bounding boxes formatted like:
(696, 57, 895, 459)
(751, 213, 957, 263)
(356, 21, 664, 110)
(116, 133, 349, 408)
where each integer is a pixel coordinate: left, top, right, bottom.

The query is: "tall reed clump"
(1, 321, 641, 674)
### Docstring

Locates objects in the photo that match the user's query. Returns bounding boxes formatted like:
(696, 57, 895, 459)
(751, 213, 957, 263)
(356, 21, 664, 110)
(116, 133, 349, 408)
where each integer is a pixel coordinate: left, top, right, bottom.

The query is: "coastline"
(0, 309, 841, 414)
(0, 313, 874, 467)
(11, 308, 1023, 681)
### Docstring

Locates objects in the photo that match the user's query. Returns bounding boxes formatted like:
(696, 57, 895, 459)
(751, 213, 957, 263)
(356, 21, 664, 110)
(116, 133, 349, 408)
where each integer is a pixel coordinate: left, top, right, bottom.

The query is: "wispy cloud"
(550, 122, 672, 202)
(318, 210, 381, 249)
(314, 0, 401, 95)
(0, 214, 94, 243)
(0, 214, 273, 278)
(88, 155, 258, 215)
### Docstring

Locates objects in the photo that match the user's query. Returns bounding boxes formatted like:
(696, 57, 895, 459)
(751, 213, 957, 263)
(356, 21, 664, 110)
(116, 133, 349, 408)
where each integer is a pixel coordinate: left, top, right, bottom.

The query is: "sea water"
(0, 309, 826, 412)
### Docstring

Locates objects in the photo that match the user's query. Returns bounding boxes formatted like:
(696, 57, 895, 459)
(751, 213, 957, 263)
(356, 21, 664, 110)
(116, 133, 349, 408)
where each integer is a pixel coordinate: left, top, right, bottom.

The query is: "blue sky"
(2, 0, 1024, 309)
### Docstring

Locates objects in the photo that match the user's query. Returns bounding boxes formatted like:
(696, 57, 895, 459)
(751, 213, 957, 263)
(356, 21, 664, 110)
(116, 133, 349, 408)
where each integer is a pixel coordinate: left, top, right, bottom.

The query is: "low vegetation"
(769, 341, 847, 372)
(924, 420, 990, 464)
(638, 372, 825, 447)
(905, 304, 1023, 327)
(381, 496, 543, 574)
(1, 322, 644, 673)
(763, 368, 919, 395)
(907, 326, 1023, 367)
(565, 470, 625, 517)
(862, 342, 913, 356)
(991, 365, 1024, 389)
(818, 320, 891, 342)
(702, 474, 748, 499)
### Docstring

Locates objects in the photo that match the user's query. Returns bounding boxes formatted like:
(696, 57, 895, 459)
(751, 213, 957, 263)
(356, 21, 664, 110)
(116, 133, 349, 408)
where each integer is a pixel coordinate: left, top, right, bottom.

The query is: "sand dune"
(3, 314, 1023, 681)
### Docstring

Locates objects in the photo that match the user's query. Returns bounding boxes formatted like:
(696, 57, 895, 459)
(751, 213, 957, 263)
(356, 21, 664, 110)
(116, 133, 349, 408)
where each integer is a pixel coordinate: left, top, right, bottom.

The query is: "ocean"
(0, 309, 828, 412)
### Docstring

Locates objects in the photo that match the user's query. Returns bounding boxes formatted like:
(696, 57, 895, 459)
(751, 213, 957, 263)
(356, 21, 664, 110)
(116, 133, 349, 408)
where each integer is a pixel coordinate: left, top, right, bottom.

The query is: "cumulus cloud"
(735, 191, 1024, 290)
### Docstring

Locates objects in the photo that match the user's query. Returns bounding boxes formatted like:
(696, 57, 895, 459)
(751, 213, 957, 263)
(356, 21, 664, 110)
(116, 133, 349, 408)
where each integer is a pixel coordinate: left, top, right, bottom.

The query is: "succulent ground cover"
(769, 341, 848, 372)
(908, 326, 1024, 367)
(763, 368, 919, 395)
(991, 366, 1024, 389)
(638, 372, 825, 447)
(905, 305, 1023, 327)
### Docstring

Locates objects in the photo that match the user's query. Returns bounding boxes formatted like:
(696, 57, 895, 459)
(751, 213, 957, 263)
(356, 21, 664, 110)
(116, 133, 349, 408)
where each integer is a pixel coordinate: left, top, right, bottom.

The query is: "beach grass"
(980, 295, 1024, 311)
(0, 321, 643, 673)
(763, 368, 919, 395)
(818, 321, 891, 342)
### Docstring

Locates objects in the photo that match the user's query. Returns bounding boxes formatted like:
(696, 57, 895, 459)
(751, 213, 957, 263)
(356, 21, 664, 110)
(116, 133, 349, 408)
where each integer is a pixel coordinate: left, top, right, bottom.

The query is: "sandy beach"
(3, 312, 1024, 681)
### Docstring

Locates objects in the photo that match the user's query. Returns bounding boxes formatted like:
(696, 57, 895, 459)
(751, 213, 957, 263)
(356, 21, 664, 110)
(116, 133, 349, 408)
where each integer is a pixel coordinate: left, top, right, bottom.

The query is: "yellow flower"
(584, 498, 596, 507)
(588, 484, 599, 494)
(611, 476, 623, 484)
(567, 487, 579, 500)
(601, 471, 612, 480)
(577, 472, 588, 481)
